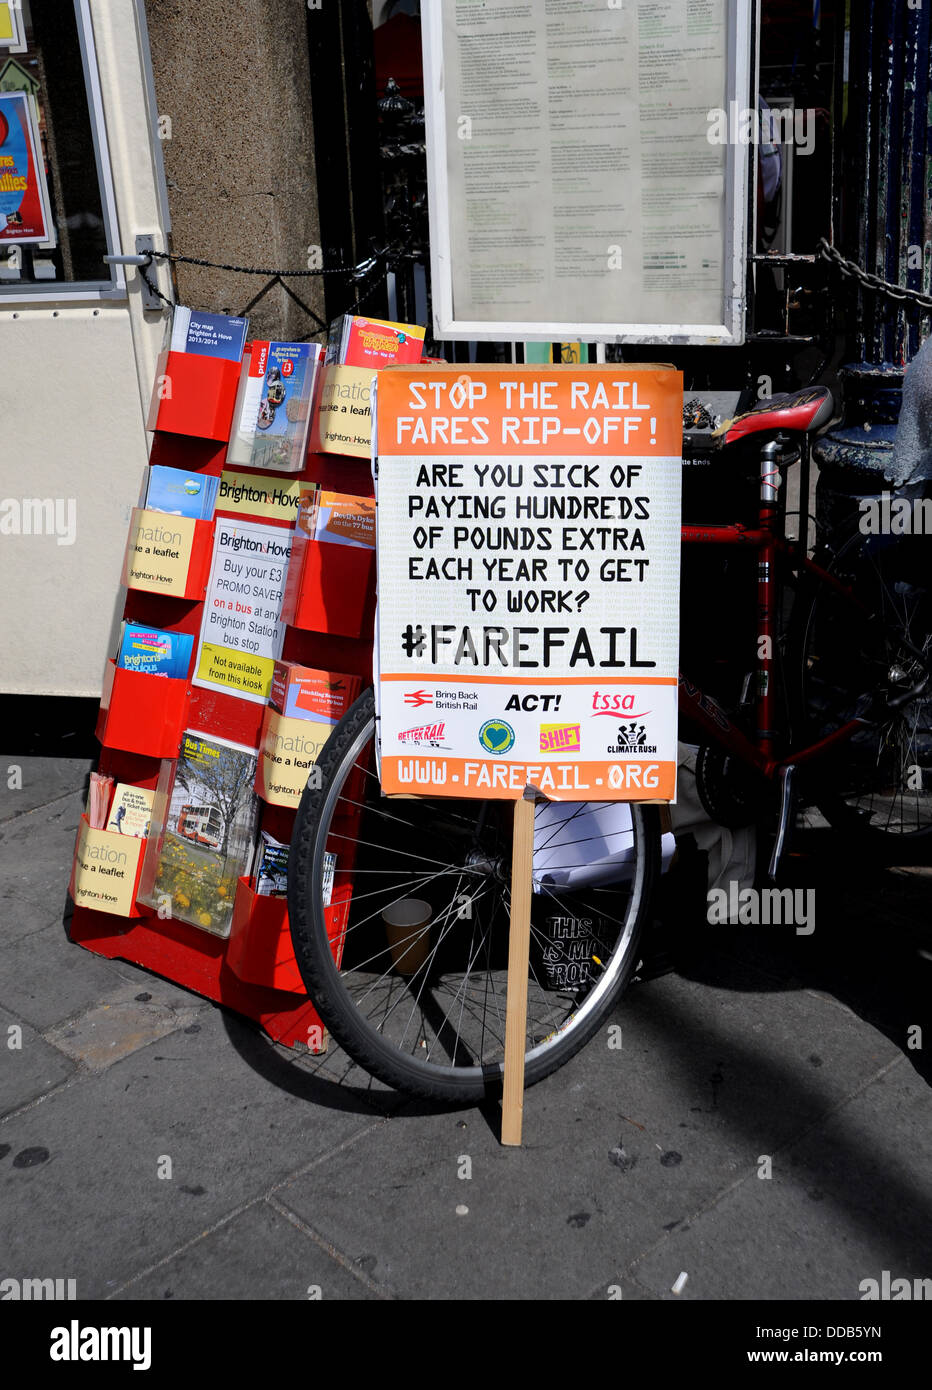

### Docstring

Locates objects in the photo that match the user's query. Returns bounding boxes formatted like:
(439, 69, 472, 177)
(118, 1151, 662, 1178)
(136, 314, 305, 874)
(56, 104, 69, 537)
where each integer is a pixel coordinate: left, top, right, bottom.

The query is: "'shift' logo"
(540, 724, 581, 753)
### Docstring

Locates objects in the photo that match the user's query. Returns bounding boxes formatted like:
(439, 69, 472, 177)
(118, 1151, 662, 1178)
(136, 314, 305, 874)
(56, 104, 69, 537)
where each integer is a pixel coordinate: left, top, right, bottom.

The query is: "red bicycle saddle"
(722, 386, 835, 444)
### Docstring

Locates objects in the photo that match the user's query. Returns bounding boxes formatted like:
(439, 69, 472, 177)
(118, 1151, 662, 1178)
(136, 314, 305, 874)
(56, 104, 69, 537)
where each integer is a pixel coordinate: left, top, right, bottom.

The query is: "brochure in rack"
(226, 340, 323, 473)
(170, 306, 248, 362)
(140, 731, 260, 938)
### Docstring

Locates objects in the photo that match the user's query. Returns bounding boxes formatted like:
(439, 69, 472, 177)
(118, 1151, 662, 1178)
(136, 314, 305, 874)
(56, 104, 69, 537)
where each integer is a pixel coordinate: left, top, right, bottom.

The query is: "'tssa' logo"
(479, 719, 515, 755)
(591, 690, 651, 718)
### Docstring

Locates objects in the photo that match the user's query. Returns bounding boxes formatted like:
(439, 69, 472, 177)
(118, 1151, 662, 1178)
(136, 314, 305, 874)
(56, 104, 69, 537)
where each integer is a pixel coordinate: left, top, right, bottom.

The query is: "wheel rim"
(305, 713, 651, 1084)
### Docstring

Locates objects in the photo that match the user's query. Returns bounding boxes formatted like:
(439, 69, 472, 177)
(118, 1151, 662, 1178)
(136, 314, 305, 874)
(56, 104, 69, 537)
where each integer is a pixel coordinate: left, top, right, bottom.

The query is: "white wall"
(0, 0, 171, 696)
(0, 306, 149, 694)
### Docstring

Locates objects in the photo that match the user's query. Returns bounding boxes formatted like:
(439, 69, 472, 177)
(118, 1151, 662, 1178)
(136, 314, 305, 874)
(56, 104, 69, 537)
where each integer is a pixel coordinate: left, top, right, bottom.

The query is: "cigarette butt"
(672, 1271, 688, 1295)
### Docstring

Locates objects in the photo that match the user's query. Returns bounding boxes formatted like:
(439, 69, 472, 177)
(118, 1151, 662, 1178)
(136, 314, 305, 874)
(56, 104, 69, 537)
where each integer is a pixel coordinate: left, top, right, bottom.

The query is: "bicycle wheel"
(793, 528, 932, 850)
(288, 688, 662, 1102)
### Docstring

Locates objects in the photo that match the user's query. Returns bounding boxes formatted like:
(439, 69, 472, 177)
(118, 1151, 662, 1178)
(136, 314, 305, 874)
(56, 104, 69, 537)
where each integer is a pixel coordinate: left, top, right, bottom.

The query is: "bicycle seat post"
(796, 432, 812, 567)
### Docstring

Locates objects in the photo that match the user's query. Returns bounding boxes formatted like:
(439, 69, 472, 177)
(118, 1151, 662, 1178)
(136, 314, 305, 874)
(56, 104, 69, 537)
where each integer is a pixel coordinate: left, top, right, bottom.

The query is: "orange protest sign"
(374, 365, 683, 801)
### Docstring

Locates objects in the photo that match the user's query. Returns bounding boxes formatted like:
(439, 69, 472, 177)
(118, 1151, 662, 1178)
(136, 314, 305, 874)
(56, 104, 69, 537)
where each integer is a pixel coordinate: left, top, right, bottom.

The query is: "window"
(0, 0, 123, 298)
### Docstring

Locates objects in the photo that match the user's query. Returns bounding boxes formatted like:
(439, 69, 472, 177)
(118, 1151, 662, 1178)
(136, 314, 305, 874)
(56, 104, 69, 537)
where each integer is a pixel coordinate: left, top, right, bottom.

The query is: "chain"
(818, 237, 932, 310)
(138, 260, 174, 308)
(136, 245, 393, 325)
(148, 249, 389, 280)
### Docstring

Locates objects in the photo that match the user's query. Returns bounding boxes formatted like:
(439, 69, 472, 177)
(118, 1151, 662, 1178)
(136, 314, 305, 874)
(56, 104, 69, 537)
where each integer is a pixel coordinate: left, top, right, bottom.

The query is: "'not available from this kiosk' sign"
(373, 364, 683, 801)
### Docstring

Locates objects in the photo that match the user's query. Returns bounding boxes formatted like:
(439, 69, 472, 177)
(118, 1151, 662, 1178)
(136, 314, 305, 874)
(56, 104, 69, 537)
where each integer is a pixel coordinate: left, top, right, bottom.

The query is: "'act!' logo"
(478, 719, 515, 755)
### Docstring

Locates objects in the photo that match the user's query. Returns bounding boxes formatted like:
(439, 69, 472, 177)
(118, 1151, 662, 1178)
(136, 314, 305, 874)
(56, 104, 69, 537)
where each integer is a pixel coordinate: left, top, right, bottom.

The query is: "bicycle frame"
(678, 433, 868, 783)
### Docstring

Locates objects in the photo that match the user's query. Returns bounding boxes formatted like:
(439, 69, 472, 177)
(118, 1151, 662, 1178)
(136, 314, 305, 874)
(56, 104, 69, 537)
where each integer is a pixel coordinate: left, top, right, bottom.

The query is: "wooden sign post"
(501, 790, 537, 1146)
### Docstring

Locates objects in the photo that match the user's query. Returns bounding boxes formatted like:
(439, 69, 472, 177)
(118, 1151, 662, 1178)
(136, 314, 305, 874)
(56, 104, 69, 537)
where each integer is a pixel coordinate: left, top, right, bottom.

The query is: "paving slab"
(0, 788, 87, 926)
(622, 1056, 932, 1302)
(0, 921, 131, 1032)
(0, 1004, 75, 1118)
(273, 1062, 659, 1300)
(0, 888, 62, 948)
(114, 1198, 380, 1301)
(612, 952, 900, 1151)
(0, 1004, 391, 1298)
(271, 957, 904, 1301)
(689, 896, 932, 1087)
(0, 756, 93, 826)
(44, 980, 204, 1071)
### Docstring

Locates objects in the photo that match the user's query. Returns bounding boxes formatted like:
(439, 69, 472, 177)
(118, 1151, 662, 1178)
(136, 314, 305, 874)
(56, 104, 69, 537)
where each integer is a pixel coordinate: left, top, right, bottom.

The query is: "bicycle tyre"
(791, 528, 932, 852)
(288, 688, 662, 1102)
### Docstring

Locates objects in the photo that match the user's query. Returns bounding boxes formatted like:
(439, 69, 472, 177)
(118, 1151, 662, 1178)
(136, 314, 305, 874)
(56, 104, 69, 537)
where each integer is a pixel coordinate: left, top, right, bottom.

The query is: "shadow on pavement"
(612, 972, 932, 1276)
(651, 824, 932, 1087)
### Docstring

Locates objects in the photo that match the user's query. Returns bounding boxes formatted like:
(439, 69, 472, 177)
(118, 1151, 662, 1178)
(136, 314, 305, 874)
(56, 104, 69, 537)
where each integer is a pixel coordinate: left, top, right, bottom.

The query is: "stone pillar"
(142, 0, 325, 341)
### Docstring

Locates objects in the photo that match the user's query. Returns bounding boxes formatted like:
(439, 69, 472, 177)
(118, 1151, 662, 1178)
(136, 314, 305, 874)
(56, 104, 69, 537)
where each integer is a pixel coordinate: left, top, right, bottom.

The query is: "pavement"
(2, 749, 931, 1302)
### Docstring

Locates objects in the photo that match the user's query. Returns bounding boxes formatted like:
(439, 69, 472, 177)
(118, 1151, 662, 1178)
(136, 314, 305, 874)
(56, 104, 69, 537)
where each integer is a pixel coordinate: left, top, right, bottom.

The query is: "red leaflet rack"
(146, 349, 243, 441)
(68, 313, 387, 1052)
(280, 490, 376, 639)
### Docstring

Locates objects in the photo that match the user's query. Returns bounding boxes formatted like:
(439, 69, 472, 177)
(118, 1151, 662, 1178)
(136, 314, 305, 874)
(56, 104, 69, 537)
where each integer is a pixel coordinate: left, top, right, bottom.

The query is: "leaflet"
(192, 520, 292, 703)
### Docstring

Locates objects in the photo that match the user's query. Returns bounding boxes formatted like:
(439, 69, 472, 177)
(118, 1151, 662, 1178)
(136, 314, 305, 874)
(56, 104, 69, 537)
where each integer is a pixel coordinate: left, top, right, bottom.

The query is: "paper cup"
(381, 897, 432, 975)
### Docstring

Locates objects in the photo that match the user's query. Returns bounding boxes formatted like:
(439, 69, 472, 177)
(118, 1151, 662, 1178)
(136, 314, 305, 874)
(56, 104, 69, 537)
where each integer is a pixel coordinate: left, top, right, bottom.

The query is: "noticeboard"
(422, 0, 754, 346)
(374, 364, 682, 801)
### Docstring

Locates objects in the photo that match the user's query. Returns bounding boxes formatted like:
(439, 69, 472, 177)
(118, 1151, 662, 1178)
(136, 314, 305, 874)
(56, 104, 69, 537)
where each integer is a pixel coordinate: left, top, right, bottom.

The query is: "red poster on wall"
(0, 91, 53, 244)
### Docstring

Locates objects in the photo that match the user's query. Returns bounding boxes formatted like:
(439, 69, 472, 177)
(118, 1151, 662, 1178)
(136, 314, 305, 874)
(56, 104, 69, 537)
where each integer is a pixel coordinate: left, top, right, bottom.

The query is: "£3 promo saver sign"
(193, 519, 292, 703)
(374, 365, 682, 801)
